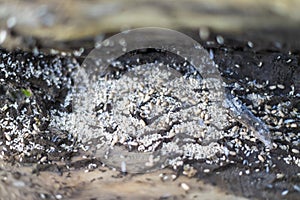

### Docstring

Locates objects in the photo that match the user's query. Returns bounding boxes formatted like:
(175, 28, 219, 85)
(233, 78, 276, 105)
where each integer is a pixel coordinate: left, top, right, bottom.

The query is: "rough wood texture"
(0, 159, 248, 200)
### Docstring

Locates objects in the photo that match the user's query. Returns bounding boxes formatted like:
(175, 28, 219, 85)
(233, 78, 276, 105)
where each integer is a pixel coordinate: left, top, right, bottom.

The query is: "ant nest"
(52, 62, 229, 170)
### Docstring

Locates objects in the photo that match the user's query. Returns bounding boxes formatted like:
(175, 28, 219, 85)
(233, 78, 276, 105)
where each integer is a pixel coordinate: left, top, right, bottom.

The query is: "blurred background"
(0, 0, 300, 51)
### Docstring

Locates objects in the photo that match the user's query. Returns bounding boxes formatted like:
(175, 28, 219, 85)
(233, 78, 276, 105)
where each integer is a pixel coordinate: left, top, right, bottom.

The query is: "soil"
(0, 28, 299, 200)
